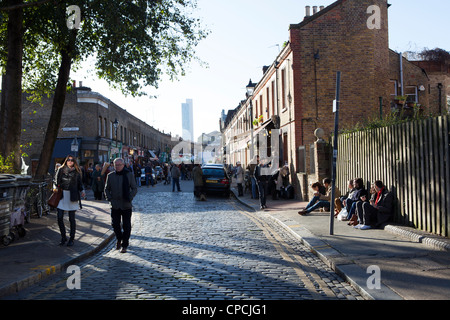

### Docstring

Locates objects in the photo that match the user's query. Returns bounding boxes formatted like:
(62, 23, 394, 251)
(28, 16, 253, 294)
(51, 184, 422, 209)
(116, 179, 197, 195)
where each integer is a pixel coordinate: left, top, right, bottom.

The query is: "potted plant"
(252, 119, 259, 127)
(258, 115, 263, 123)
(394, 95, 407, 105)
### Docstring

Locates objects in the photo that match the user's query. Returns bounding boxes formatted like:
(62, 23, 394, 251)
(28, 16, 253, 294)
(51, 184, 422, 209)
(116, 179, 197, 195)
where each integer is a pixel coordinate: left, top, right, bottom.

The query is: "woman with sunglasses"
(54, 155, 86, 246)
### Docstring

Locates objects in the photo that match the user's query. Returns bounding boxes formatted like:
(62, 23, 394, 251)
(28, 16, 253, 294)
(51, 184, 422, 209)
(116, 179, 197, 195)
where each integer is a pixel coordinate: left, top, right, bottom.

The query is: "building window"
(405, 86, 418, 102)
(259, 95, 263, 119)
(271, 81, 275, 116)
(98, 117, 102, 136)
(389, 80, 398, 98)
(104, 118, 107, 137)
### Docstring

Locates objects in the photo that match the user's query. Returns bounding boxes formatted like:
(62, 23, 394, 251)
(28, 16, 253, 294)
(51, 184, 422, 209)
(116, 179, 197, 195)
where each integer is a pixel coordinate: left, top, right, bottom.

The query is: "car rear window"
(203, 168, 225, 178)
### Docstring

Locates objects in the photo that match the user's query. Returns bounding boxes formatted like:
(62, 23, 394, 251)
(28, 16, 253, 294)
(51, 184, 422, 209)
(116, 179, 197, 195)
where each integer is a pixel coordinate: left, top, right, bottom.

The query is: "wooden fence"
(336, 115, 450, 237)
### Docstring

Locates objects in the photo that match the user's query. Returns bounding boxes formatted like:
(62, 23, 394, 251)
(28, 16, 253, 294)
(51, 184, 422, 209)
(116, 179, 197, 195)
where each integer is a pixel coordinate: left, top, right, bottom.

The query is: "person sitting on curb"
(298, 179, 339, 215)
(342, 178, 365, 221)
(354, 180, 394, 230)
(334, 179, 354, 216)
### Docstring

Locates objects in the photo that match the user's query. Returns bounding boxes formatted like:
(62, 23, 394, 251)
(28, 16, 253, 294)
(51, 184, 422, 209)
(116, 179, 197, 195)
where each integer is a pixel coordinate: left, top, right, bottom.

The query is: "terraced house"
(220, 0, 445, 201)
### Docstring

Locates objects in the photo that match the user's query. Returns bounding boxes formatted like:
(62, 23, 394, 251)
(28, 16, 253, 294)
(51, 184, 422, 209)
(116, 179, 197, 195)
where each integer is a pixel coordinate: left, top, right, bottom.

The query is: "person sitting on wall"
(354, 180, 394, 230)
(297, 181, 331, 215)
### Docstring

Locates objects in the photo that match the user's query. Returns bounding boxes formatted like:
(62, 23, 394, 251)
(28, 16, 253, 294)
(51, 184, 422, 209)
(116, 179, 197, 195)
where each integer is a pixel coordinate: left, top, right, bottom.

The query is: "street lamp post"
(246, 79, 255, 160)
(113, 118, 119, 159)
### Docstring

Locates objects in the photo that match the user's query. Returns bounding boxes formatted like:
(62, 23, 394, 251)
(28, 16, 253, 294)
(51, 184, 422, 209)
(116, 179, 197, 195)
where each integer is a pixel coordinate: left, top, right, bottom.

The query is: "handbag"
(48, 189, 63, 208)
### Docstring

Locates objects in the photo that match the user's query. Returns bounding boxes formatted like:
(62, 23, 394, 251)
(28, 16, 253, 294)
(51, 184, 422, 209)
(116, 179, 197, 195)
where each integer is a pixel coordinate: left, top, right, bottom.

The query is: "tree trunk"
(34, 38, 75, 180)
(2, 0, 24, 173)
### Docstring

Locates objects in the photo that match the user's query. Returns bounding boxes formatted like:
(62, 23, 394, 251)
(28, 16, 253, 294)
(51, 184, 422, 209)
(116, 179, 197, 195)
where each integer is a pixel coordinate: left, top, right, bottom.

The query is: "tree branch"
(0, 0, 56, 11)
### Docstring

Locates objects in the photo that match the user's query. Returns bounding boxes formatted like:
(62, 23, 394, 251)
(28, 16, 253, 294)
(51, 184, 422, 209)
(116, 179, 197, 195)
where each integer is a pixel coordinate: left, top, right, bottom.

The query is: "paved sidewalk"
(0, 191, 113, 298)
(230, 185, 450, 300)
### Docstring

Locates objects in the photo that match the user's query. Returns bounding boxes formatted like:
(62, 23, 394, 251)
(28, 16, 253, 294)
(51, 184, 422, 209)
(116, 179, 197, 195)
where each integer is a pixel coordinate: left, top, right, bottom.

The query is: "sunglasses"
(67, 159, 75, 162)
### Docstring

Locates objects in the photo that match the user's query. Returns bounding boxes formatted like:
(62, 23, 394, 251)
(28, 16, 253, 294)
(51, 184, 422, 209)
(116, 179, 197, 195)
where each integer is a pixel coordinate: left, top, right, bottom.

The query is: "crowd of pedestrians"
(52, 151, 394, 255)
(52, 154, 190, 253)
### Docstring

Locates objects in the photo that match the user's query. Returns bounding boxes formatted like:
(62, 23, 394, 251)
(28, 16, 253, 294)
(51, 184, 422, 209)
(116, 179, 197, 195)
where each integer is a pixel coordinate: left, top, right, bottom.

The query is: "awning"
(253, 119, 273, 136)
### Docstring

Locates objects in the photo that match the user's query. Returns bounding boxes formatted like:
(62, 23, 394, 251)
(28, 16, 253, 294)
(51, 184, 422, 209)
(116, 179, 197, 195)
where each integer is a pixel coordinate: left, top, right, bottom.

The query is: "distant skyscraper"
(181, 99, 194, 142)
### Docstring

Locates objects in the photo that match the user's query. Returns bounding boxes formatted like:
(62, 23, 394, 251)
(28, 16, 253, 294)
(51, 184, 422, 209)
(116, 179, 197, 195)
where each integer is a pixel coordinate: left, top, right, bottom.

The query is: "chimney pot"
(305, 5, 311, 17)
(320, 5, 325, 11)
(313, 6, 318, 14)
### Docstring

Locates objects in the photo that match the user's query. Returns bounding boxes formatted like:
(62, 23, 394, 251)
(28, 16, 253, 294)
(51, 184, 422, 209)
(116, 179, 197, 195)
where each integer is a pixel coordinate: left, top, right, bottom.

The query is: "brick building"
(221, 0, 440, 200)
(21, 83, 176, 175)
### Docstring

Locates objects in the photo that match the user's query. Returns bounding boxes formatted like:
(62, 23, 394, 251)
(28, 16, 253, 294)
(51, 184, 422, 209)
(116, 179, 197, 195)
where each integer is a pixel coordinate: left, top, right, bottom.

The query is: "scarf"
(375, 187, 384, 205)
(116, 169, 130, 202)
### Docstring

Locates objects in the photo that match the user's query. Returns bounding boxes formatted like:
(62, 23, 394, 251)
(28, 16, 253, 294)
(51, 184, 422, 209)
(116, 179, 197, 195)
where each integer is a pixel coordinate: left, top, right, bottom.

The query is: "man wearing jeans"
(298, 179, 340, 215)
(104, 158, 137, 253)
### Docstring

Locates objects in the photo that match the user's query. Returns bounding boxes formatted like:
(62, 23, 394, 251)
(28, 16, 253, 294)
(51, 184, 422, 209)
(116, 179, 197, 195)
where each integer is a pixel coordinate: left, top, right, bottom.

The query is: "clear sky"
(72, 0, 450, 140)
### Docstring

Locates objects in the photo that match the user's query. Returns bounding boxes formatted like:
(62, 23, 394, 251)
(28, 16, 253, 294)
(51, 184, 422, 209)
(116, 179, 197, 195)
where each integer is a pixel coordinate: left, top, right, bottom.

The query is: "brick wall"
(290, 0, 390, 146)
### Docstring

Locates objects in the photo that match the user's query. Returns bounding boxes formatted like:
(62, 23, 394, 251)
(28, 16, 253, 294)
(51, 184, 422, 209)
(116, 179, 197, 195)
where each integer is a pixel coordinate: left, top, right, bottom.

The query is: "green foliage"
(340, 106, 442, 135)
(0, 0, 209, 97)
(0, 153, 15, 174)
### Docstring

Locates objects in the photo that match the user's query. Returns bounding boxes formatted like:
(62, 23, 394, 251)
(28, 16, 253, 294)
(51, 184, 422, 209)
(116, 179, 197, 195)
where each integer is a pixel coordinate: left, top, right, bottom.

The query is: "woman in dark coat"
(54, 155, 85, 246)
(91, 164, 104, 200)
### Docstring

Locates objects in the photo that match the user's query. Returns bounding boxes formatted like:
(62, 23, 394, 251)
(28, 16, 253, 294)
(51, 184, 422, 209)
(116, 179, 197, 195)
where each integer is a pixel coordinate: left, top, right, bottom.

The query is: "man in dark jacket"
(355, 180, 393, 230)
(255, 159, 270, 209)
(104, 158, 137, 253)
(192, 164, 206, 200)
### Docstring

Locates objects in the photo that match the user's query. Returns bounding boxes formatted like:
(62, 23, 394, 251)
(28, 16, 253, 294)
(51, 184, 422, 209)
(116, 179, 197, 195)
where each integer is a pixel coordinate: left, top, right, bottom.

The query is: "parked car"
(202, 164, 230, 197)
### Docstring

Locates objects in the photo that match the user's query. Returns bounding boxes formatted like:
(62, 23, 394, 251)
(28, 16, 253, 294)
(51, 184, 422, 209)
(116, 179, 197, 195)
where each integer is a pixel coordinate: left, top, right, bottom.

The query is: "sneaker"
(360, 225, 372, 230)
(120, 247, 127, 253)
(353, 224, 363, 229)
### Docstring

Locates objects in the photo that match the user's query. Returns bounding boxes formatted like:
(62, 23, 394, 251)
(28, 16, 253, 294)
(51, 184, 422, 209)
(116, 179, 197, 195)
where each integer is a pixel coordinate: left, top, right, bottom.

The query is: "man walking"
(171, 163, 181, 192)
(192, 164, 206, 200)
(255, 158, 269, 209)
(104, 158, 137, 253)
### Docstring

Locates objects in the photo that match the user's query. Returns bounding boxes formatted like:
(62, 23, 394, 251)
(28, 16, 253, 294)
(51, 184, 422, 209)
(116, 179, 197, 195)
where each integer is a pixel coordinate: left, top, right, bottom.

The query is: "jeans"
(135, 176, 141, 187)
(305, 195, 330, 213)
(345, 198, 358, 220)
(111, 208, 132, 248)
(57, 209, 76, 240)
(172, 177, 181, 191)
(257, 180, 268, 207)
(145, 174, 154, 186)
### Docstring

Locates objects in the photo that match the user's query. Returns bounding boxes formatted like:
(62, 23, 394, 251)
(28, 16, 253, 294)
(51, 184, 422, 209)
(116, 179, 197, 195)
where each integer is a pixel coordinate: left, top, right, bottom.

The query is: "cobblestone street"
(5, 181, 362, 300)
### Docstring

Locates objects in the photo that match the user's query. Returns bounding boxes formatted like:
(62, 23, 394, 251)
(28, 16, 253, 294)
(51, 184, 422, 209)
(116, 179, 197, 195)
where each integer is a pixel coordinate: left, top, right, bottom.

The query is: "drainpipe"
(399, 52, 404, 96)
